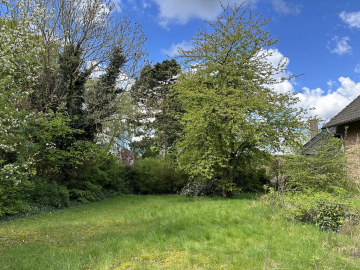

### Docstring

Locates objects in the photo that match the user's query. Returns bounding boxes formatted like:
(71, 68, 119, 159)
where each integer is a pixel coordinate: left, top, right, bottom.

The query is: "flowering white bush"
(0, 1, 45, 86)
(0, 162, 34, 216)
(0, 0, 47, 215)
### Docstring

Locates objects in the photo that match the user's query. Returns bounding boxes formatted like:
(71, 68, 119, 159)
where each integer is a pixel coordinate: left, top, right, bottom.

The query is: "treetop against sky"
(112, 0, 360, 124)
(1, 0, 360, 124)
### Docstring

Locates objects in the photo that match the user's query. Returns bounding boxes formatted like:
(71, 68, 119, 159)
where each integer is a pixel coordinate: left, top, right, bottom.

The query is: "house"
(303, 95, 360, 154)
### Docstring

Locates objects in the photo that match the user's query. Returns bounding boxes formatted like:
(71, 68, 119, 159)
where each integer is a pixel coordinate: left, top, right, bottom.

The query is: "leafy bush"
(0, 163, 34, 217)
(96, 155, 131, 193)
(67, 150, 130, 202)
(179, 178, 221, 197)
(233, 168, 269, 192)
(29, 177, 70, 208)
(132, 157, 188, 194)
(267, 188, 357, 231)
(284, 136, 348, 192)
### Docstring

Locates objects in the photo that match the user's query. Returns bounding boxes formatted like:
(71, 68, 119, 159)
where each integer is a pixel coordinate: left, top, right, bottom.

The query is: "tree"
(4, 0, 147, 128)
(0, 0, 147, 208)
(174, 3, 307, 197)
(131, 59, 182, 158)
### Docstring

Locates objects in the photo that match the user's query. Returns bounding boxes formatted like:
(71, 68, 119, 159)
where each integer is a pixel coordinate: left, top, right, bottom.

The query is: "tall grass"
(1, 194, 359, 269)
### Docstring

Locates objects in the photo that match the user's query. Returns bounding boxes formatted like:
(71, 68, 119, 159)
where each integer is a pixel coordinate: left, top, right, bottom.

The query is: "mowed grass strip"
(0, 194, 359, 270)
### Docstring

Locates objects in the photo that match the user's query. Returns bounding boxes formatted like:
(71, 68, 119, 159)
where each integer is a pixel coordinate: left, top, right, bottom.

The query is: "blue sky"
(118, 0, 360, 124)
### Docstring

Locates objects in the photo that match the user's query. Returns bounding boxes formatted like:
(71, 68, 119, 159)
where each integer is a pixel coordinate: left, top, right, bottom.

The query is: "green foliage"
(31, 114, 92, 185)
(179, 178, 221, 197)
(274, 189, 357, 231)
(284, 136, 347, 192)
(174, 3, 307, 197)
(0, 0, 146, 215)
(131, 59, 182, 157)
(132, 157, 188, 194)
(29, 177, 70, 208)
(65, 148, 131, 202)
(234, 167, 269, 192)
(86, 46, 126, 133)
(77, 152, 131, 199)
(0, 164, 34, 217)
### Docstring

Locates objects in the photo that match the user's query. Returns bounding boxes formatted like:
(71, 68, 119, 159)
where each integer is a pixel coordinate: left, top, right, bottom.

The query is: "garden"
(2, 1, 360, 269)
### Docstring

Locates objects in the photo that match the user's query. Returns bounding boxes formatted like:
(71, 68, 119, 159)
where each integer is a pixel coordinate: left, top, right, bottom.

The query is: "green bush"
(179, 178, 221, 197)
(132, 157, 188, 194)
(234, 168, 269, 192)
(284, 136, 347, 192)
(0, 164, 34, 217)
(275, 189, 357, 231)
(66, 148, 130, 202)
(29, 177, 70, 208)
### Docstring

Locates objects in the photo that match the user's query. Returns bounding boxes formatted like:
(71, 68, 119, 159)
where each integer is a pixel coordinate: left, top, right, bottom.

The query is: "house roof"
(303, 132, 321, 149)
(303, 128, 335, 154)
(323, 95, 360, 128)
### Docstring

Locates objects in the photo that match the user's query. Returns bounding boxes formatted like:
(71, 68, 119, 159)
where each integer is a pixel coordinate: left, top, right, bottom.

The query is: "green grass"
(1, 194, 359, 269)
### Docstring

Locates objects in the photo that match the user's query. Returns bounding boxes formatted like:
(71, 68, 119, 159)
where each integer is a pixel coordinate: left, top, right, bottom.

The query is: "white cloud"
(142, 0, 150, 8)
(262, 48, 295, 94)
(271, 0, 302, 15)
(327, 36, 352, 55)
(264, 50, 360, 122)
(339, 11, 360, 29)
(150, 0, 255, 28)
(327, 80, 336, 87)
(296, 77, 360, 121)
(161, 40, 193, 57)
(355, 63, 360, 73)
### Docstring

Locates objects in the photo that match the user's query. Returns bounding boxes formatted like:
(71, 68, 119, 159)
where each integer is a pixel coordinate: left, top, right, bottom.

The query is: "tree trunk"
(222, 169, 233, 198)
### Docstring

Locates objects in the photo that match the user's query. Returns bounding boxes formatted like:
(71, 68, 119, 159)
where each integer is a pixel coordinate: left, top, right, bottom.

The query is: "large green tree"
(131, 59, 182, 158)
(174, 3, 308, 197)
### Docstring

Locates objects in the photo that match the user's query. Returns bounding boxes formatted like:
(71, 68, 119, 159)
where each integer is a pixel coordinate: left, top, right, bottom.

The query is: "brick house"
(303, 95, 360, 154)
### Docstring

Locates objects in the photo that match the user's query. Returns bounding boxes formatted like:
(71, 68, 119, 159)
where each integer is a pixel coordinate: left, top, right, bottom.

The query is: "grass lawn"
(1, 194, 359, 269)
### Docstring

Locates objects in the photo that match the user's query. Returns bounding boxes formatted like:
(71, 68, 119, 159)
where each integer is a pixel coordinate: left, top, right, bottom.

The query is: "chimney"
(310, 119, 318, 139)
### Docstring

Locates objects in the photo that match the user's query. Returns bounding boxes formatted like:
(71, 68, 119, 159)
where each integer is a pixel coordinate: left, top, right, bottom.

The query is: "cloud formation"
(262, 48, 294, 94)
(339, 11, 360, 29)
(296, 77, 360, 121)
(271, 0, 302, 15)
(150, 0, 254, 28)
(266, 50, 360, 122)
(355, 63, 360, 73)
(327, 36, 352, 55)
(327, 80, 336, 87)
(161, 40, 193, 57)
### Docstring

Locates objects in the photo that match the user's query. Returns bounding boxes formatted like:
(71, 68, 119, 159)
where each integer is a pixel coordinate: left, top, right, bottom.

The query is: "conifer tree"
(131, 59, 182, 157)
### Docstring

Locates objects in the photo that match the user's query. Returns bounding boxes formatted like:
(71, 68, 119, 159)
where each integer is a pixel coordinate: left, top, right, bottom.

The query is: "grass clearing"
(1, 194, 360, 269)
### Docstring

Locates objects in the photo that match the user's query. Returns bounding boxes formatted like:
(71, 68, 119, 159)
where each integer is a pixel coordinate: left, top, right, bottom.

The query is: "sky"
(116, 0, 360, 125)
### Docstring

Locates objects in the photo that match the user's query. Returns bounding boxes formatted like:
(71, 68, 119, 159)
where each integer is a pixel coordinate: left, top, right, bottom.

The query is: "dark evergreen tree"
(58, 44, 94, 141)
(130, 59, 182, 157)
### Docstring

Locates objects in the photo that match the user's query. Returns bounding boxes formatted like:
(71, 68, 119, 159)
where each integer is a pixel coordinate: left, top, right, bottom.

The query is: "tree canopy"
(130, 59, 182, 158)
(174, 3, 308, 197)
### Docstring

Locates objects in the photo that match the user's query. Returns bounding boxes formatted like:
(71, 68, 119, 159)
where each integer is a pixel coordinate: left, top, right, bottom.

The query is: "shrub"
(269, 189, 357, 231)
(0, 163, 34, 217)
(29, 177, 70, 208)
(132, 156, 188, 194)
(179, 178, 221, 197)
(66, 147, 130, 202)
(284, 136, 348, 192)
(233, 168, 269, 192)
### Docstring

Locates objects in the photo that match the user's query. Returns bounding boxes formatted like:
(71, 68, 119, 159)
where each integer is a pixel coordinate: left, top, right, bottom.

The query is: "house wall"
(336, 120, 360, 146)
